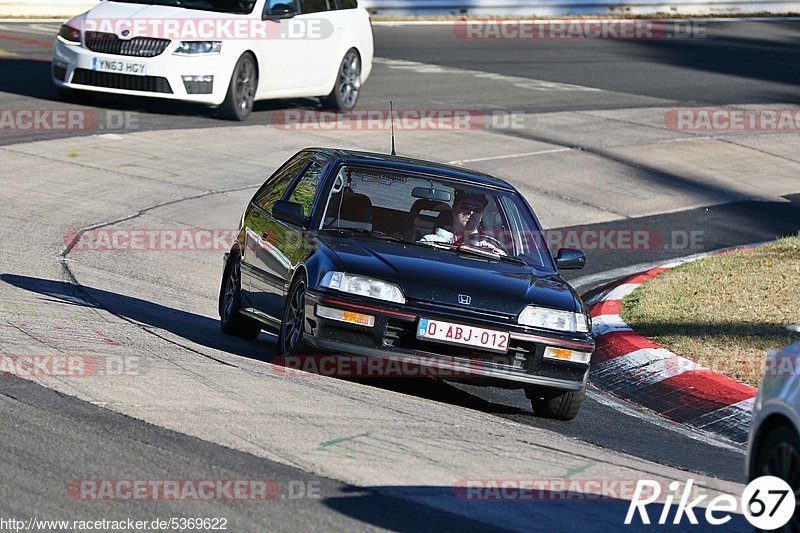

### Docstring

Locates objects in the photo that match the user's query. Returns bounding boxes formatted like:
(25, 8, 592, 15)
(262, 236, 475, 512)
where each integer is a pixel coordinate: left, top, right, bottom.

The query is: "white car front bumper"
(52, 39, 235, 106)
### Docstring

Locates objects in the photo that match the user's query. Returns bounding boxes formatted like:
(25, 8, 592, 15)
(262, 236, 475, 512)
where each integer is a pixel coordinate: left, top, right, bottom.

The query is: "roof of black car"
(305, 148, 516, 190)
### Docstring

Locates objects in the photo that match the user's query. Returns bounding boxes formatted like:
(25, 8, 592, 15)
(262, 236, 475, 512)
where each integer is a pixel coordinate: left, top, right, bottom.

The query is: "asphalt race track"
(0, 19, 798, 531)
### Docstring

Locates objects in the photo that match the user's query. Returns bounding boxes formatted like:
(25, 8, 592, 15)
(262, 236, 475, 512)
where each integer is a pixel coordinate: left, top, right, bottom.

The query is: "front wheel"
(279, 277, 309, 357)
(321, 49, 361, 111)
(526, 382, 586, 421)
(220, 53, 258, 121)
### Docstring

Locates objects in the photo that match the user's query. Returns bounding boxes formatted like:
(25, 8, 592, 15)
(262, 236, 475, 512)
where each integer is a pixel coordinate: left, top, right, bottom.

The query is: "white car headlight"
(174, 41, 222, 55)
(519, 306, 588, 333)
(320, 272, 405, 305)
(57, 23, 81, 45)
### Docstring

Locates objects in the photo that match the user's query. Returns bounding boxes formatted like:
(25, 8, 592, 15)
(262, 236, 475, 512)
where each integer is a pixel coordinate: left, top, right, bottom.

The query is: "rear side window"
(301, 0, 331, 13)
(255, 155, 311, 214)
(337, 0, 357, 9)
(287, 162, 324, 216)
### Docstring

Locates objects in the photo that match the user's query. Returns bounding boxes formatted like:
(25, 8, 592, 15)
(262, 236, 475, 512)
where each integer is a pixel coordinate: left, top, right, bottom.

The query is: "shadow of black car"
(1, 273, 530, 416)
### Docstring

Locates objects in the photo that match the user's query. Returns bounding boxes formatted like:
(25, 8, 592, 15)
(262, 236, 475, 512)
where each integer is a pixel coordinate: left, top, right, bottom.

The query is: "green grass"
(621, 236, 800, 387)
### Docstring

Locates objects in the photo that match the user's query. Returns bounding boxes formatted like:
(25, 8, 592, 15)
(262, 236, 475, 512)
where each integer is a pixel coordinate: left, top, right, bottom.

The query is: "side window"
(301, 0, 331, 13)
(337, 0, 357, 9)
(255, 155, 311, 214)
(265, 0, 301, 15)
(287, 162, 324, 216)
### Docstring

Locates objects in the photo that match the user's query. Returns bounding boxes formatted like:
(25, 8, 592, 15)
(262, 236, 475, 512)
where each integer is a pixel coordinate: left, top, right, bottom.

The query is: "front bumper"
(303, 289, 593, 390)
(52, 39, 232, 105)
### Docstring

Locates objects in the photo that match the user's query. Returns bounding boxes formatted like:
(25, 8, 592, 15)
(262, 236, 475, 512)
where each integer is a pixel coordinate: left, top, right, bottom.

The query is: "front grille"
(72, 69, 173, 94)
(84, 32, 170, 57)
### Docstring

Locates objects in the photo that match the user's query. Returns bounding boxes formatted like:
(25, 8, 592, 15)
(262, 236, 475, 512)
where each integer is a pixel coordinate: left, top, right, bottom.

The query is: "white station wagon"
(52, 0, 374, 120)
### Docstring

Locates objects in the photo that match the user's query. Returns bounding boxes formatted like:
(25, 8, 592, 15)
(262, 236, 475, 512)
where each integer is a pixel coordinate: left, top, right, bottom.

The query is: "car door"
(242, 153, 313, 323)
(254, 0, 311, 93)
(259, 160, 325, 312)
(298, 0, 344, 89)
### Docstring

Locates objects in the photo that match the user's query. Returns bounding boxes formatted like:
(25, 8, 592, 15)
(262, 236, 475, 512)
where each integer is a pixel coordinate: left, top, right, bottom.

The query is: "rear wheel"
(321, 49, 361, 111)
(220, 53, 258, 121)
(219, 256, 262, 339)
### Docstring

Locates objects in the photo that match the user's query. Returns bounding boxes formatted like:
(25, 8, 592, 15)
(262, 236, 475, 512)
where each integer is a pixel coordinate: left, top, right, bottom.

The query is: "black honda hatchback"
(219, 148, 594, 419)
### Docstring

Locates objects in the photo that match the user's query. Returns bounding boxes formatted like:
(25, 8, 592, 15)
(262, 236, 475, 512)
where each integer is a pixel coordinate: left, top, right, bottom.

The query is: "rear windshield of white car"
(111, 0, 258, 14)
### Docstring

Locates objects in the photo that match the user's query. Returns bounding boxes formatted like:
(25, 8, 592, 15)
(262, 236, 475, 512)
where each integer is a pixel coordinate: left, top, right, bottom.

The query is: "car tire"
(279, 276, 309, 357)
(526, 383, 585, 421)
(753, 425, 800, 529)
(220, 53, 258, 121)
(320, 49, 361, 112)
(219, 255, 262, 339)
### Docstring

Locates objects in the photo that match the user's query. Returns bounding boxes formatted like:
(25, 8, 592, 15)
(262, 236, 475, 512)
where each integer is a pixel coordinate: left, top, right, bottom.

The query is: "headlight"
(320, 272, 405, 304)
(518, 306, 588, 333)
(57, 23, 81, 45)
(173, 41, 222, 55)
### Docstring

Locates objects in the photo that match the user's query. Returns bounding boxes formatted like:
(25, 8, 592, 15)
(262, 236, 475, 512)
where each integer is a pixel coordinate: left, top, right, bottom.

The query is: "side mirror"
(262, 3, 298, 19)
(555, 248, 586, 270)
(272, 200, 308, 228)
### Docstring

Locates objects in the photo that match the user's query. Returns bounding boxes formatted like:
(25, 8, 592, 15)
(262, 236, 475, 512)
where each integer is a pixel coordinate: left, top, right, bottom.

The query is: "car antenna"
(390, 100, 397, 156)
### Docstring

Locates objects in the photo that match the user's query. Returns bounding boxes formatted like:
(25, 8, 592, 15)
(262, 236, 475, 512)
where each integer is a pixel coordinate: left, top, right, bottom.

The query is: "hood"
(318, 234, 578, 315)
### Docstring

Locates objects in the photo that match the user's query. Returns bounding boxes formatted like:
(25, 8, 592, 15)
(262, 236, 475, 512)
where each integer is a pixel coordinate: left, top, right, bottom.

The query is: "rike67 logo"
(626, 477, 795, 529)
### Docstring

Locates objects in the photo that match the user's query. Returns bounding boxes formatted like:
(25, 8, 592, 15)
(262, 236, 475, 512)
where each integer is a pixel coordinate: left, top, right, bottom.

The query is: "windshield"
(109, 0, 258, 14)
(319, 165, 555, 271)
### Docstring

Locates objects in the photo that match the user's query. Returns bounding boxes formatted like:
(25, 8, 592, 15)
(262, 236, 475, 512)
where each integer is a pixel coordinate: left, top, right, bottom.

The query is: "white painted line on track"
(27, 23, 60, 33)
(448, 147, 572, 165)
(375, 57, 601, 92)
(0, 23, 56, 34)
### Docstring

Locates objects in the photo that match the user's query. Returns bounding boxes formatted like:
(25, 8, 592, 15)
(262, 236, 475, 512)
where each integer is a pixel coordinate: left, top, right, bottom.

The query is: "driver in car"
(419, 189, 507, 256)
